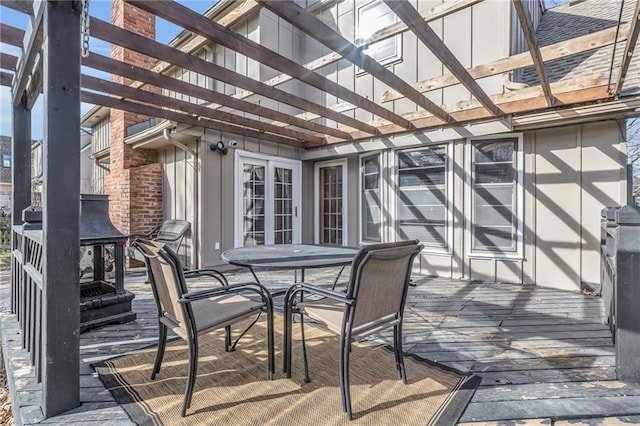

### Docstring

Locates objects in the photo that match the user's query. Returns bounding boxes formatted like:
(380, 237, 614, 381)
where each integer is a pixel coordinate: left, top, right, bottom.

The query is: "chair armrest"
(285, 282, 354, 306)
(183, 268, 229, 286)
(178, 281, 273, 307)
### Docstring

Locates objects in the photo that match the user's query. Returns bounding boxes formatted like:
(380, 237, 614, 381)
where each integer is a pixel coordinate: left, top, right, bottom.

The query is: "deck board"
(3, 271, 640, 424)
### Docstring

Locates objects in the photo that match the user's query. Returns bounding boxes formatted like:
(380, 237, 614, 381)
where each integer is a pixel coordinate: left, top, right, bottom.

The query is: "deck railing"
(599, 206, 640, 383)
(11, 226, 44, 382)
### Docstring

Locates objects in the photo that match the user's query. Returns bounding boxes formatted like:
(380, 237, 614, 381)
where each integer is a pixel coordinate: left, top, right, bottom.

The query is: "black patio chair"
(283, 240, 423, 420)
(133, 238, 275, 417)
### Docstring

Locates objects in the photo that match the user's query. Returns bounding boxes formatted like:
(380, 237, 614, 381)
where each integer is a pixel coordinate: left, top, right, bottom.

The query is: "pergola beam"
(258, 0, 453, 124)
(384, 0, 501, 115)
(127, 0, 411, 132)
(0, 71, 12, 87)
(81, 91, 306, 148)
(382, 21, 632, 102)
(139, 0, 260, 90)
(512, 0, 554, 106)
(234, 0, 483, 104)
(1, 1, 33, 15)
(90, 17, 371, 136)
(0, 23, 24, 47)
(83, 53, 348, 140)
(0, 52, 17, 70)
(81, 75, 324, 146)
(615, 0, 640, 96)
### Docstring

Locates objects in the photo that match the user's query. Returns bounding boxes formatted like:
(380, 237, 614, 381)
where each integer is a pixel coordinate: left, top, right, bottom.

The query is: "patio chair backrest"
(133, 239, 190, 331)
(154, 220, 190, 253)
(346, 240, 423, 330)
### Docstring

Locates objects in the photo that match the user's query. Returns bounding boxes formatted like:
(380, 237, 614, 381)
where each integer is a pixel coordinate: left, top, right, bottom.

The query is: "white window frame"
(314, 159, 349, 246)
(234, 149, 302, 248)
(465, 133, 524, 259)
(392, 143, 454, 256)
(359, 152, 383, 244)
(356, 0, 402, 70)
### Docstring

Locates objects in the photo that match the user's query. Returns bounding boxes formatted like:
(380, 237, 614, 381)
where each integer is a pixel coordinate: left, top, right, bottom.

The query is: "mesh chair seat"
(165, 295, 265, 340)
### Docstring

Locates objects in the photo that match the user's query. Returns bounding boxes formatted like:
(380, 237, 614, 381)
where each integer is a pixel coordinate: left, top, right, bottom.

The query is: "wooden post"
(11, 97, 31, 227)
(41, 0, 81, 416)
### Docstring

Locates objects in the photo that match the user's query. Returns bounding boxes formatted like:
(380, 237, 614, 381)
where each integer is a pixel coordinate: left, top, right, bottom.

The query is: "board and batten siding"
(323, 120, 626, 292)
(162, 130, 302, 268)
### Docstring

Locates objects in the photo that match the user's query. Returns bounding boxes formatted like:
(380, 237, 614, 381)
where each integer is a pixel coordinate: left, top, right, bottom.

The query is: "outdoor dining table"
(221, 243, 359, 288)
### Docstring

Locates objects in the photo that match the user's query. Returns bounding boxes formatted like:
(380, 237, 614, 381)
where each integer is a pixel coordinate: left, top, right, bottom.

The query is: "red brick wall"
(107, 0, 163, 239)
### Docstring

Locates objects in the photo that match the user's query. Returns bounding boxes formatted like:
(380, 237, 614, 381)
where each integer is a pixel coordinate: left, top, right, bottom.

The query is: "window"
(468, 137, 522, 256)
(3, 155, 11, 168)
(234, 151, 301, 247)
(361, 154, 381, 242)
(357, 0, 401, 65)
(396, 145, 449, 250)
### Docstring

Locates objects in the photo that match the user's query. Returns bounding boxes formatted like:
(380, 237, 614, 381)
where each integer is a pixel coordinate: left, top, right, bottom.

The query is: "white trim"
(392, 143, 454, 256)
(314, 159, 349, 246)
(358, 151, 383, 244)
(234, 149, 302, 248)
(465, 133, 524, 260)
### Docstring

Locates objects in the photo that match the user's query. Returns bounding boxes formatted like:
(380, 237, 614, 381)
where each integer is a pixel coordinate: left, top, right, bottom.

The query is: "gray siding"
(90, 118, 110, 194)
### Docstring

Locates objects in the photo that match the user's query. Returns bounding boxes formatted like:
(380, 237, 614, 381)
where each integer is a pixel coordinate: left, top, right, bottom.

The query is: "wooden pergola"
(0, 0, 639, 418)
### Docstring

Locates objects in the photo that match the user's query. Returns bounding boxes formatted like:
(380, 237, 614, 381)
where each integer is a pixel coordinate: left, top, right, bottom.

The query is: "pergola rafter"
(512, 0, 554, 106)
(1, 0, 636, 148)
(615, 0, 640, 97)
(384, 0, 501, 115)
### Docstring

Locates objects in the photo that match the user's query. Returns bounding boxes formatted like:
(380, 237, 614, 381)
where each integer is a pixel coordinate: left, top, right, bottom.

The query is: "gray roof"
(521, 0, 639, 97)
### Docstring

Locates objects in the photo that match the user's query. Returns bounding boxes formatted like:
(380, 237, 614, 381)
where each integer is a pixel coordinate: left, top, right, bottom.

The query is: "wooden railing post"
(613, 206, 640, 382)
(600, 207, 618, 334)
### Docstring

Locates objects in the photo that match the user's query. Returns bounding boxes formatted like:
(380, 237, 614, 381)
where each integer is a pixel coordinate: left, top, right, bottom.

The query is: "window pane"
(359, 0, 397, 63)
(472, 140, 518, 252)
(476, 163, 514, 184)
(361, 155, 381, 242)
(397, 146, 448, 248)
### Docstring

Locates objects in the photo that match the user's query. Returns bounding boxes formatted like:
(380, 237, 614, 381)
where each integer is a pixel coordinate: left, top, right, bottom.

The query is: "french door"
(315, 160, 348, 246)
(235, 152, 301, 247)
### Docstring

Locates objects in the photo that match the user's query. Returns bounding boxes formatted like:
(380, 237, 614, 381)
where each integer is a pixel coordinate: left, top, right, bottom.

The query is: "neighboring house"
(81, 0, 638, 292)
(0, 136, 12, 212)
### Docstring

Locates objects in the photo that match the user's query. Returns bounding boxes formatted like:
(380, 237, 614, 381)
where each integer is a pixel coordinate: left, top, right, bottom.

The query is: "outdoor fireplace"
(80, 194, 136, 331)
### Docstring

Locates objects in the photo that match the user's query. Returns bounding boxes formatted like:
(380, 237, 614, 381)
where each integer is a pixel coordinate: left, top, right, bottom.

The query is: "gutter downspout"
(162, 127, 200, 269)
(163, 128, 197, 157)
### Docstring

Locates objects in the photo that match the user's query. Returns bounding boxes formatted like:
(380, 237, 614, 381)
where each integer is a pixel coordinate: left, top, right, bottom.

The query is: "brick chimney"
(107, 0, 163, 240)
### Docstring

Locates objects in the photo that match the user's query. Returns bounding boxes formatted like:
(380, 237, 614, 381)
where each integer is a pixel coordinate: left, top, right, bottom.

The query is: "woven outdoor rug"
(94, 315, 479, 425)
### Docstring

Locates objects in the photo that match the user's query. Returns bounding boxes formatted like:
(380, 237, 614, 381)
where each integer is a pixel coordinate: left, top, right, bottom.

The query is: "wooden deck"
(3, 268, 640, 425)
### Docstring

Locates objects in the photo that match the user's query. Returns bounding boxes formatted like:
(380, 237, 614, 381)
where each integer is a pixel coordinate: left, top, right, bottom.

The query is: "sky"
(0, 0, 215, 139)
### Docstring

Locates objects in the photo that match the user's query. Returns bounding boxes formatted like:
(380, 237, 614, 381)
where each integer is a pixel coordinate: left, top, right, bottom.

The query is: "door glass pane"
(274, 167, 293, 244)
(319, 165, 343, 245)
(243, 164, 265, 246)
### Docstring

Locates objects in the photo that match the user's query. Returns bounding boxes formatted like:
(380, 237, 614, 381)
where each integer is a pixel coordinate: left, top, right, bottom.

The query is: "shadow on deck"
(2, 269, 640, 424)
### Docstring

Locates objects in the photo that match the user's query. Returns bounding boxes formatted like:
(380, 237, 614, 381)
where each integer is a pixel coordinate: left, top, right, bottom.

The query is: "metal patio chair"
(283, 240, 423, 420)
(133, 238, 275, 417)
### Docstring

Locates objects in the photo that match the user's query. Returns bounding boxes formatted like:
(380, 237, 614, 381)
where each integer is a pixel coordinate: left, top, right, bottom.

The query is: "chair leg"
(394, 323, 407, 384)
(181, 336, 199, 417)
(340, 333, 353, 420)
(151, 322, 167, 380)
(284, 301, 293, 377)
(300, 314, 310, 383)
(225, 325, 232, 352)
(266, 306, 275, 380)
